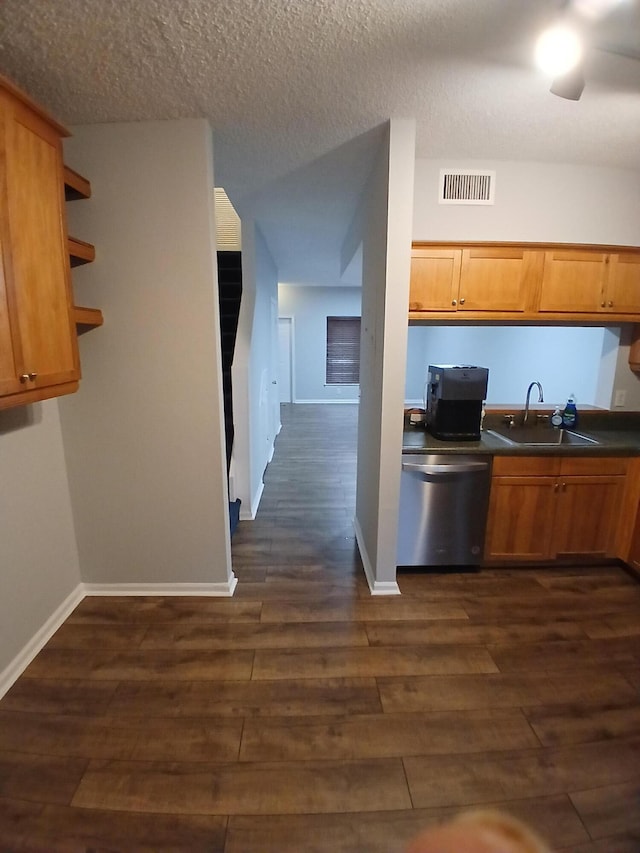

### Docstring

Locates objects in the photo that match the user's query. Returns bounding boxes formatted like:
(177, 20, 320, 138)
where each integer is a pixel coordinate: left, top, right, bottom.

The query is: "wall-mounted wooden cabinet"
(0, 77, 80, 410)
(409, 245, 541, 315)
(0, 74, 100, 410)
(539, 249, 640, 315)
(485, 455, 627, 562)
(410, 241, 640, 323)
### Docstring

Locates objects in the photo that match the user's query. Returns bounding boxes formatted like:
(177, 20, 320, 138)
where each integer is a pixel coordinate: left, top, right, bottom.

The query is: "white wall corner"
(354, 516, 401, 595)
(240, 480, 265, 520)
(0, 584, 85, 701)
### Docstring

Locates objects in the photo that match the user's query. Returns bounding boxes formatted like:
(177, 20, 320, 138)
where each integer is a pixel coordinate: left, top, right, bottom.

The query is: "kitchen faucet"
(523, 381, 544, 424)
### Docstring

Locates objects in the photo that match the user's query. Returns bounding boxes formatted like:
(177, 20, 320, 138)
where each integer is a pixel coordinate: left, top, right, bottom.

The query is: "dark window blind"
(326, 316, 361, 385)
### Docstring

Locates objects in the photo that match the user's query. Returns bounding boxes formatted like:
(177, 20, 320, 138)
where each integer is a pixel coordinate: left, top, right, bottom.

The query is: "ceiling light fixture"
(534, 23, 584, 76)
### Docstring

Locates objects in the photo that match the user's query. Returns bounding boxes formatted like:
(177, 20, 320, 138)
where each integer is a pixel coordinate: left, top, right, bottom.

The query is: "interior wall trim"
(353, 516, 402, 596)
(82, 579, 239, 597)
(240, 480, 264, 520)
(0, 577, 239, 699)
(293, 398, 360, 404)
(0, 583, 85, 701)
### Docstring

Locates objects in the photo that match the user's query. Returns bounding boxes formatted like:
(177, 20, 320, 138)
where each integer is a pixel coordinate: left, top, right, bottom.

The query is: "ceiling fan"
(535, 0, 640, 99)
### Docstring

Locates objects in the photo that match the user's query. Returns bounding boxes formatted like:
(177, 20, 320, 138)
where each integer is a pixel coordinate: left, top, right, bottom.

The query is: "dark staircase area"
(217, 250, 243, 536)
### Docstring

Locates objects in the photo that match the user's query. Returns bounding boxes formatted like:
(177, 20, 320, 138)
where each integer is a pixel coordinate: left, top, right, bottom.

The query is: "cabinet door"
(606, 253, 640, 314)
(0, 230, 20, 395)
(2, 95, 79, 393)
(552, 475, 624, 558)
(459, 247, 531, 312)
(627, 504, 640, 572)
(539, 250, 608, 313)
(485, 476, 557, 561)
(409, 248, 461, 312)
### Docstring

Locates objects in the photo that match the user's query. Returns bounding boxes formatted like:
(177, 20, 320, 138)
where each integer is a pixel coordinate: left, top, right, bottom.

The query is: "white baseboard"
(293, 399, 360, 405)
(353, 517, 401, 596)
(0, 583, 85, 700)
(240, 480, 264, 520)
(0, 575, 239, 700)
(83, 576, 238, 597)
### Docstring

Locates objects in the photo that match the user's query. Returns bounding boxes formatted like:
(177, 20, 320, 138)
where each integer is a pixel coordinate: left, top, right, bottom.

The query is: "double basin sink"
(486, 424, 600, 447)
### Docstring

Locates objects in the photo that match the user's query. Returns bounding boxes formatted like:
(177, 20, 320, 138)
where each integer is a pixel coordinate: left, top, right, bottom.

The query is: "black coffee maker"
(426, 365, 489, 441)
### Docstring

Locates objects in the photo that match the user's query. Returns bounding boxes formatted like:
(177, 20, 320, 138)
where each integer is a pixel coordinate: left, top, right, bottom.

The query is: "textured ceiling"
(1, 0, 639, 284)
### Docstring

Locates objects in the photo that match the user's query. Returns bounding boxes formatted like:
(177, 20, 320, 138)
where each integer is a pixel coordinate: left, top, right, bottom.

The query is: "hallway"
(232, 402, 363, 590)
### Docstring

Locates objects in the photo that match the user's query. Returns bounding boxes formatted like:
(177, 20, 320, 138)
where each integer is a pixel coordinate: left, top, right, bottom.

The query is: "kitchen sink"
(486, 426, 600, 447)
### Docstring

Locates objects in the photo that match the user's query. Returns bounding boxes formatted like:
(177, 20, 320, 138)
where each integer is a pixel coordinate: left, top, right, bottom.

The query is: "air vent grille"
(439, 169, 495, 205)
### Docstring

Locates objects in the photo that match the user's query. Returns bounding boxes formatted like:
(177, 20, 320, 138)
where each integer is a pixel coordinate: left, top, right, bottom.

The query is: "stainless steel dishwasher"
(397, 454, 492, 567)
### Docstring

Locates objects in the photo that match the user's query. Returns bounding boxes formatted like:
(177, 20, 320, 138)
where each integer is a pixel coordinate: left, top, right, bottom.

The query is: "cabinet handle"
(19, 374, 30, 383)
(460, 297, 466, 305)
(554, 483, 559, 493)
(452, 299, 457, 306)
(601, 301, 606, 308)
(562, 482, 567, 492)
(28, 372, 37, 381)
(608, 300, 613, 307)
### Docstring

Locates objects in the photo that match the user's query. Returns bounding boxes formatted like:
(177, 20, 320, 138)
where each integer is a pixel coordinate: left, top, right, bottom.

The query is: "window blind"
(326, 316, 361, 385)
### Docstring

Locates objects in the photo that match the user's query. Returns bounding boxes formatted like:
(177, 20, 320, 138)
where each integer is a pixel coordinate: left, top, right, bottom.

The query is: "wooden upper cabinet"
(459, 246, 535, 312)
(410, 242, 640, 321)
(0, 77, 80, 409)
(539, 249, 608, 313)
(409, 245, 538, 314)
(409, 247, 461, 312)
(607, 252, 640, 314)
(539, 248, 640, 315)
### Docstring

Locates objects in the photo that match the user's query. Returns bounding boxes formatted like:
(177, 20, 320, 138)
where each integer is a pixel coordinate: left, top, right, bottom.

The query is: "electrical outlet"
(614, 389, 627, 408)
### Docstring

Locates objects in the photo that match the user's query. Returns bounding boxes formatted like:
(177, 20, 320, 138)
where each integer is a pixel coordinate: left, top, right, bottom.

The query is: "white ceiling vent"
(438, 169, 496, 205)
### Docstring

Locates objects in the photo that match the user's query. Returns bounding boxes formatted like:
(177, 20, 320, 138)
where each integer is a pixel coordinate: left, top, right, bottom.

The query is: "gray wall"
(278, 284, 362, 402)
(61, 119, 233, 588)
(0, 402, 81, 687)
(411, 159, 640, 411)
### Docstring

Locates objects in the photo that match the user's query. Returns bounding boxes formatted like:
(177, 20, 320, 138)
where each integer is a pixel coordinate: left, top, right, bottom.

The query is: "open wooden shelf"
(64, 165, 91, 200)
(73, 305, 103, 333)
(68, 236, 95, 267)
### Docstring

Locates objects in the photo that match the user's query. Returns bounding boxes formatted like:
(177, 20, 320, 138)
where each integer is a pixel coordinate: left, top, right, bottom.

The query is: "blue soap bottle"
(562, 394, 578, 428)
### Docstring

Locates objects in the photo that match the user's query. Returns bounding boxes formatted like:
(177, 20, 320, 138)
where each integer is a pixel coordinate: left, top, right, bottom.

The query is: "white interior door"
(278, 317, 292, 403)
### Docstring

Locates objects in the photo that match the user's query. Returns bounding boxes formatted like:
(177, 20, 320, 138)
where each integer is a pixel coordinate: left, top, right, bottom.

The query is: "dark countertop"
(402, 412, 640, 457)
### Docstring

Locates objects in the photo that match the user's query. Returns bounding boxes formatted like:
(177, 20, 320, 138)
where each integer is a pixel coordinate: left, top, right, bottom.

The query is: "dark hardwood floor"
(1, 403, 640, 851)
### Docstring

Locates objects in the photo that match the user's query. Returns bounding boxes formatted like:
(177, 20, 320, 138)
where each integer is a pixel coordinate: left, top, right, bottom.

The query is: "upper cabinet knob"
(451, 299, 457, 306)
(459, 297, 466, 305)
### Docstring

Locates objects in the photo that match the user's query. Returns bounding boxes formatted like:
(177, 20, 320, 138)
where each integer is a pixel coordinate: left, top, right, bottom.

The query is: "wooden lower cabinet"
(485, 456, 627, 562)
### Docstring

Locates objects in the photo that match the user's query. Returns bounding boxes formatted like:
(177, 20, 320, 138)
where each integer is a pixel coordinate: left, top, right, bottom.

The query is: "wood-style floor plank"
(238, 708, 540, 761)
(23, 647, 255, 681)
(252, 644, 499, 680)
(1, 403, 639, 850)
(0, 796, 228, 853)
(71, 757, 413, 815)
(377, 671, 638, 713)
(107, 678, 383, 718)
(570, 780, 640, 840)
(0, 710, 244, 762)
(403, 738, 640, 809)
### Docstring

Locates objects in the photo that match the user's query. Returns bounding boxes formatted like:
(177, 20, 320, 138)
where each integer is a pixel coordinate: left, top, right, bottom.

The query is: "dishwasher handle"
(401, 460, 490, 475)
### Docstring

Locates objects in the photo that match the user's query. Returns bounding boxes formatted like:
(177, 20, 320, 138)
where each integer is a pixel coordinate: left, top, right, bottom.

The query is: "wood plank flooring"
(2, 403, 640, 852)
